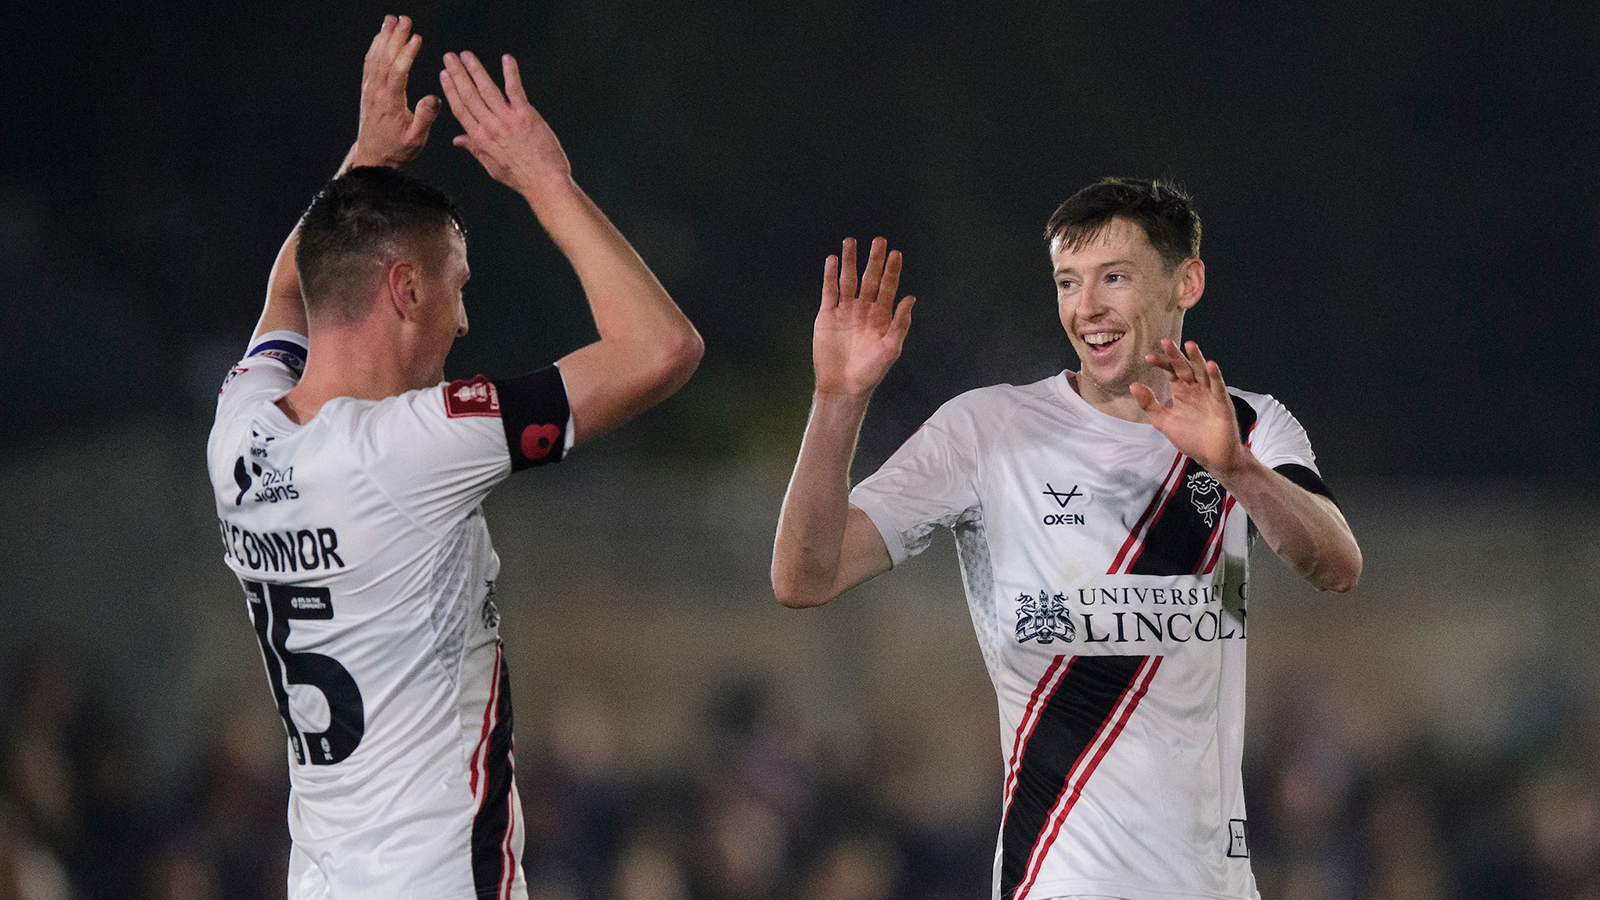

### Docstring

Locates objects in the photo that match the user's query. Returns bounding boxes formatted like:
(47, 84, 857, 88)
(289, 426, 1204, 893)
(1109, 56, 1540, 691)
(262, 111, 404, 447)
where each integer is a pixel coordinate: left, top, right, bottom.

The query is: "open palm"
(350, 15, 439, 169)
(1132, 339, 1246, 475)
(814, 237, 916, 396)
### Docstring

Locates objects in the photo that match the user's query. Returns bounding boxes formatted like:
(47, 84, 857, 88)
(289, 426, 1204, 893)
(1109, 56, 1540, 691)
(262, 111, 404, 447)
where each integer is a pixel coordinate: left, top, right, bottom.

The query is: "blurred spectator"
(796, 834, 897, 900)
(0, 799, 71, 900)
(608, 829, 690, 900)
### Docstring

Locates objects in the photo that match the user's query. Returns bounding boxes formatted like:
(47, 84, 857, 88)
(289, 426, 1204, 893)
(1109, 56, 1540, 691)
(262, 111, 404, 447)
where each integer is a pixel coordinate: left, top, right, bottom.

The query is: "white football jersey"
(207, 332, 573, 900)
(851, 371, 1328, 900)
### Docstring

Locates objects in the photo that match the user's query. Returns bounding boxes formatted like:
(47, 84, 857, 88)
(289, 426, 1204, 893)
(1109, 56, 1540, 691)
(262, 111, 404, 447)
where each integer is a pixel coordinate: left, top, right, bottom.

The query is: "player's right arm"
(251, 15, 440, 345)
(438, 51, 702, 446)
(771, 238, 916, 609)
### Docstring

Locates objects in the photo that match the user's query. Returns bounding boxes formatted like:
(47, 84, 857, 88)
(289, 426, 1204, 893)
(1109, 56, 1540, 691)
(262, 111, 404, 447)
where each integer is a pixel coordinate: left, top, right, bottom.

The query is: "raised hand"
(439, 51, 572, 198)
(348, 15, 440, 169)
(813, 237, 917, 397)
(1132, 340, 1246, 475)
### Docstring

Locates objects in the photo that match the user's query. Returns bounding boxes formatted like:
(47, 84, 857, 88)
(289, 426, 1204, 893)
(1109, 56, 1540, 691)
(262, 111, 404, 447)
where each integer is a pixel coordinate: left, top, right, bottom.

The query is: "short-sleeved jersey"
(851, 371, 1326, 900)
(206, 331, 572, 900)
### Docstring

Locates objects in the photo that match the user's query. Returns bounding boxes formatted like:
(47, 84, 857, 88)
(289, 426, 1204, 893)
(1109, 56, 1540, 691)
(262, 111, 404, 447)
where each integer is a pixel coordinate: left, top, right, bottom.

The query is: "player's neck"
(1070, 370, 1171, 424)
(276, 327, 420, 424)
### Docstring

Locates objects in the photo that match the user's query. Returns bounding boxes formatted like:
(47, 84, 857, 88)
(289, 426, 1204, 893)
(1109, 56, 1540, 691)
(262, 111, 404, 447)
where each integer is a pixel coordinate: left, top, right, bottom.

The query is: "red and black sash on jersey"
(471, 645, 518, 900)
(1110, 396, 1258, 577)
(999, 654, 1163, 900)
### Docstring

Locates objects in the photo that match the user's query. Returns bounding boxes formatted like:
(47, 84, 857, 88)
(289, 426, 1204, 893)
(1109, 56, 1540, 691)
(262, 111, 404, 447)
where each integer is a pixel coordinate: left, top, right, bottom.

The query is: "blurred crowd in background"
(3, 638, 1599, 900)
(3, 455, 1599, 900)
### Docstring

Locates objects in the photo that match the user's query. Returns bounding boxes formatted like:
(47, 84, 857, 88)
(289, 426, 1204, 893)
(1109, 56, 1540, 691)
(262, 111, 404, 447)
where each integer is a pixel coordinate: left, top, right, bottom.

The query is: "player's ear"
(385, 260, 419, 319)
(1176, 258, 1204, 311)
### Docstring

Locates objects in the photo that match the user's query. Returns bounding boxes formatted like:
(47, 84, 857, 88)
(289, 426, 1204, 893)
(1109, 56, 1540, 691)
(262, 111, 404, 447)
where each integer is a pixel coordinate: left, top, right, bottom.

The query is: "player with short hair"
(208, 17, 701, 899)
(772, 178, 1361, 900)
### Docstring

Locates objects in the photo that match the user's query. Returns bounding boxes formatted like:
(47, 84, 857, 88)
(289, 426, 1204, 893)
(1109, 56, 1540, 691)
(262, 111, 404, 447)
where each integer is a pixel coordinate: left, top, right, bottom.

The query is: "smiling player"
(772, 178, 1361, 900)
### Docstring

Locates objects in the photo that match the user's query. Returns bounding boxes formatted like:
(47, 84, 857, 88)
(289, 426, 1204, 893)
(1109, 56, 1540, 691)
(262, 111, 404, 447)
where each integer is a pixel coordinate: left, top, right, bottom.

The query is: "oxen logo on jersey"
(444, 375, 501, 418)
(1016, 591, 1075, 644)
(1040, 483, 1088, 526)
(1187, 471, 1223, 527)
(1041, 483, 1082, 507)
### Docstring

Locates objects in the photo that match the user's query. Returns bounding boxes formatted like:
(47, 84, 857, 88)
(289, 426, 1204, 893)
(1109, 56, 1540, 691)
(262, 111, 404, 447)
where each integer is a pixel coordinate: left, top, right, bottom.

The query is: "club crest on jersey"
(443, 375, 501, 418)
(1016, 591, 1075, 644)
(1187, 471, 1223, 527)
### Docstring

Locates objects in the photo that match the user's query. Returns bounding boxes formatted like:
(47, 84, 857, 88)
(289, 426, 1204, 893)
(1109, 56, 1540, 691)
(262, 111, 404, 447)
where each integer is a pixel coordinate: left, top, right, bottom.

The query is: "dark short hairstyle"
(296, 166, 466, 320)
(1043, 177, 1200, 270)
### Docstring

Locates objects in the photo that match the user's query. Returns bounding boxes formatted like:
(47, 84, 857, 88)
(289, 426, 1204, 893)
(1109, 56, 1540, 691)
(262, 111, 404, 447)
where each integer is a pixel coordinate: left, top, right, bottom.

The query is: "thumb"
(889, 295, 916, 339)
(406, 95, 441, 145)
(1129, 381, 1162, 415)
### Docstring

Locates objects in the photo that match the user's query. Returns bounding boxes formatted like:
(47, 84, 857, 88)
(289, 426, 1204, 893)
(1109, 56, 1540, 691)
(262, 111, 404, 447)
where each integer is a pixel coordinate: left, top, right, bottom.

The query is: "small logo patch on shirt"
(220, 366, 248, 394)
(1227, 819, 1249, 858)
(443, 375, 501, 418)
(520, 423, 561, 461)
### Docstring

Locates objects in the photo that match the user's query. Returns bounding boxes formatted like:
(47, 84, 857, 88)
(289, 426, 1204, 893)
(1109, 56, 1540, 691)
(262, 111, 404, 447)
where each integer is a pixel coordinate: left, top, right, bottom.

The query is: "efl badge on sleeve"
(443, 375, 502, 418)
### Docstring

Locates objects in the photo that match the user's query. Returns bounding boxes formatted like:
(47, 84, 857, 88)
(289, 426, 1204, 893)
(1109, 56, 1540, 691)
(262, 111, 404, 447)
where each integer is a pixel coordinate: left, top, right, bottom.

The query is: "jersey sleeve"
(359, 365, 573, 534)
(1246, 393, 1337, 503)
(214, 330, 308, 427)
(849, 395, 985, 567)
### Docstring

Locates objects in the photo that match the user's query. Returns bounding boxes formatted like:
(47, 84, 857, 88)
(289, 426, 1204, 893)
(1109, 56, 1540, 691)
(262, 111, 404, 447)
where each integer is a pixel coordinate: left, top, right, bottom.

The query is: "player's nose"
(1078, 282, 1108, 317)
(456, 302, 469, 338)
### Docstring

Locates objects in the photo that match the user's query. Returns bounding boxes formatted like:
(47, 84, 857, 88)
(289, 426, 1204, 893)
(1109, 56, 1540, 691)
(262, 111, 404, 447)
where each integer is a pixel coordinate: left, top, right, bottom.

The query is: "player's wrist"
(810, 387, 874, 422)
(340, 142, 403, 174)
(516, 169, 582, 213)
(1206, 443, 1263, 489)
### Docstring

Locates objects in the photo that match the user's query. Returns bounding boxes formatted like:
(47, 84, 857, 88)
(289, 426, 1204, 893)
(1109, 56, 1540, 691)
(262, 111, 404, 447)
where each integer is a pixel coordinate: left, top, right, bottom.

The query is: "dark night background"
(4, 2, 1600, 900)
(5, 0, 1598, 473)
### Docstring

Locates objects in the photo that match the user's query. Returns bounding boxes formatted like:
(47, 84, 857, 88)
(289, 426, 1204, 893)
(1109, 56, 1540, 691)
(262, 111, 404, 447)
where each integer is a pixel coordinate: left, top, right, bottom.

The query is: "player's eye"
(1106, 273, 1125, 283)
(1058, 280, 1076, 291)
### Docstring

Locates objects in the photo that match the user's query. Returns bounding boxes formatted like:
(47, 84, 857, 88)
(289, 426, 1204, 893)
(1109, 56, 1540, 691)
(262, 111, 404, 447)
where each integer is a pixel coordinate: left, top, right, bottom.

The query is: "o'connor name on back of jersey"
(218, 521, 346, 574)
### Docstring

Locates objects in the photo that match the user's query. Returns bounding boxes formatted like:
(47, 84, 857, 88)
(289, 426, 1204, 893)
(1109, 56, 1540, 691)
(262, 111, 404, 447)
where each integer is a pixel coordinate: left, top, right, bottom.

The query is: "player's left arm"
(439, 50, 702, 446)
(251, 14, 441, 344)
(1133, 339, 1363, 592)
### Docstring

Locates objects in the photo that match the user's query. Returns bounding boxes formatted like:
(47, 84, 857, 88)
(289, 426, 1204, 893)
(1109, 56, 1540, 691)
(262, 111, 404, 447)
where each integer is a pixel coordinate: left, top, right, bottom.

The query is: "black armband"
(493, 366, 570, 471)
(1273, 463, 1337, 507)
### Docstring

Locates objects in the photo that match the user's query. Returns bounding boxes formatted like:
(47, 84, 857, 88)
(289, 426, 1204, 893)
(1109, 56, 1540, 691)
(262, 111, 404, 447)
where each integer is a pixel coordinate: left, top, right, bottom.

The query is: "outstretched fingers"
(370, 15, 413, 72)
(824, 237, 911, 324)
(367, 15, 397, 62)
(1146, 339, 1193, 382)
(501, 54, 529, 106)
(459, 51, 509, 112)
(887, 292, 916, 342)
(1129, 381, 1165, 418)
(857, 237, 888, 305)
(394, 31, 423, 75)
(1196, 348, 1230, 403)
(878, 249, 903, 303)
(820, 254, 840, 311)
(440, 55, 489, 131)
(838, 238, 859, 306)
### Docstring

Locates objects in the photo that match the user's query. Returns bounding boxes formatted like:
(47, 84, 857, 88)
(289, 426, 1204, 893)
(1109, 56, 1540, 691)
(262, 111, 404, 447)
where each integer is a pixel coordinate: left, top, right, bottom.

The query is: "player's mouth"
(1080, 331, 1125, 356)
